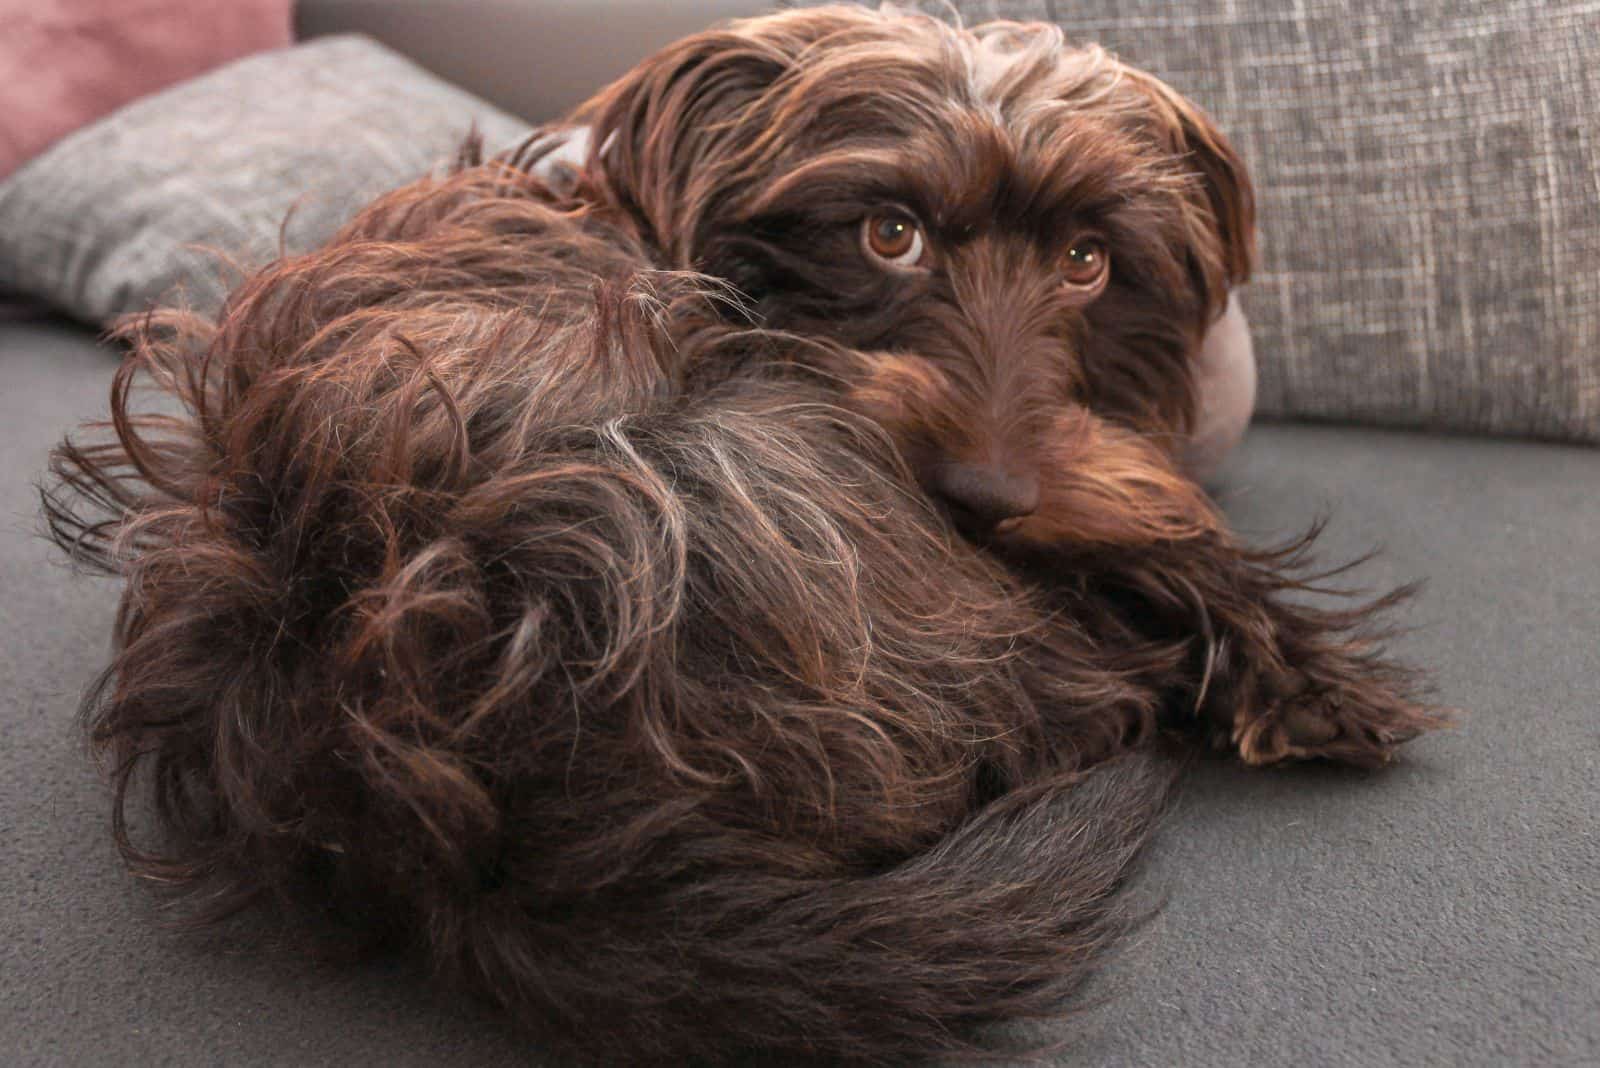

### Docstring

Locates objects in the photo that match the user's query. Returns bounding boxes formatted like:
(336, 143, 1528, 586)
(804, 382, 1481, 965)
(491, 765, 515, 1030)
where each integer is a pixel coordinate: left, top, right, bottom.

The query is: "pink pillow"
(0, 0, 292, 179)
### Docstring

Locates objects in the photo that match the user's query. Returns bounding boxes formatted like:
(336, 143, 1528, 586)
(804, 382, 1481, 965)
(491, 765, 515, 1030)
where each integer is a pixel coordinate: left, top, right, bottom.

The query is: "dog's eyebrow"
(743, 148, 909, 216)
(741, 114, 1020, 220)
(996, 115, 1180, 223)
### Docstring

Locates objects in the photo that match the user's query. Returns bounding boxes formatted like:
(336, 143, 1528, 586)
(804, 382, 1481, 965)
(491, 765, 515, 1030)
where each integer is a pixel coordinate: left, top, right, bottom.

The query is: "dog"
(44, 5, 1445, 1063)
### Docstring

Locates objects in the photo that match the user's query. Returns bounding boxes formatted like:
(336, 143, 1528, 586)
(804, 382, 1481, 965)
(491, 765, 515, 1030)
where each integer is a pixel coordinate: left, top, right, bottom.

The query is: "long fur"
(44, 5, 1446, 1063)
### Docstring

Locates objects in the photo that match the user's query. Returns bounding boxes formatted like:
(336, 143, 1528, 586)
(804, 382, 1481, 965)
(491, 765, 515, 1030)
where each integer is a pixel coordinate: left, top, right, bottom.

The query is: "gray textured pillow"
(793, 0, 1600, 443)
(0, 35, 533, 324)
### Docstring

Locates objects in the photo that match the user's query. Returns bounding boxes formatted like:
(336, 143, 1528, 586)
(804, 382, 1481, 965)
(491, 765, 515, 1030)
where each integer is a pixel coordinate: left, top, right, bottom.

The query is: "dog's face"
(578, 5, 1253, 547)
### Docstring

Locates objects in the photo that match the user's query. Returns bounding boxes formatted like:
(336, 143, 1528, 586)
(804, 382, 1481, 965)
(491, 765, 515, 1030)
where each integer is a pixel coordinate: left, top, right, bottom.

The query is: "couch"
(3, 2, 1595, 1065)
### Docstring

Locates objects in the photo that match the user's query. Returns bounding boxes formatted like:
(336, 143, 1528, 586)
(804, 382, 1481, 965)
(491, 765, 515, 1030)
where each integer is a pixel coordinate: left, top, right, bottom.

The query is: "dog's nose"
(931, 461, 1039, 535)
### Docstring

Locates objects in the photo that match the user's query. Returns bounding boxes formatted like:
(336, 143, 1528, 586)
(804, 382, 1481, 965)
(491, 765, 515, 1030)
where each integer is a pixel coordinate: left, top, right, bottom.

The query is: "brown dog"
(45, 6, 1444, 1063)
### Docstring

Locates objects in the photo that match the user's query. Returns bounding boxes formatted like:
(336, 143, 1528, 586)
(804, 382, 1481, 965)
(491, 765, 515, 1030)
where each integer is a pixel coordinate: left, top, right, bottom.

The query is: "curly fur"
(43, 5, 1447, 1063)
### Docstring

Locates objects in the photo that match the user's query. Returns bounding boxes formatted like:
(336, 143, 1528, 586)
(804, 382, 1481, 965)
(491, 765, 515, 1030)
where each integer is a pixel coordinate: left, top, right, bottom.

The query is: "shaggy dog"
(45, 6, 1446, 1063)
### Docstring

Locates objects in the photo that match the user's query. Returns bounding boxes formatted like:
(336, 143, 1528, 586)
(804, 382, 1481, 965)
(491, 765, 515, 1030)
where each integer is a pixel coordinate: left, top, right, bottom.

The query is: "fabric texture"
(0, 0, 292, 178)
(4, 319, 1595, 1065)
(788, 0, 1600, 444)
(0, 35, 533, 325)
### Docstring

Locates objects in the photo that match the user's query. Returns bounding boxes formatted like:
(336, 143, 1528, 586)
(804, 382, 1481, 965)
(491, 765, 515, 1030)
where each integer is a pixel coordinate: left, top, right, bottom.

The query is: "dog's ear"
(573, 31, 781, 259)
(572, 9, 871, 263)
(1118, 65, 1256, 316)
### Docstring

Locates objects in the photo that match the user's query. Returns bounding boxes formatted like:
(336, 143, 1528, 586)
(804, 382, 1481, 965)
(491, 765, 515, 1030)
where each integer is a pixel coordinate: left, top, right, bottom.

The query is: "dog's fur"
(44, 6, 1446, 1063)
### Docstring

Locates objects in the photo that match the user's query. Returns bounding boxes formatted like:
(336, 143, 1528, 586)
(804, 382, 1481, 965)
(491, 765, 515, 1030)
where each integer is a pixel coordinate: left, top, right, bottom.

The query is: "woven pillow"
(783, 0, 1600, 443)
(0, 35, 533, 325)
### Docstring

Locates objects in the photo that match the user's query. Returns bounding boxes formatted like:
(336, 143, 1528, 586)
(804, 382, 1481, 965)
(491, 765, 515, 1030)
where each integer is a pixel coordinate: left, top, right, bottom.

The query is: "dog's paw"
(1233, 673, 1453, 768)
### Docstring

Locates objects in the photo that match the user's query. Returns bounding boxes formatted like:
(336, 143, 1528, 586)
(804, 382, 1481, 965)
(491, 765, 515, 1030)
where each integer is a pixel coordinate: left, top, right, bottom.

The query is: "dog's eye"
(862, 213, 926, 268)
(1062, 239, 1108, 288)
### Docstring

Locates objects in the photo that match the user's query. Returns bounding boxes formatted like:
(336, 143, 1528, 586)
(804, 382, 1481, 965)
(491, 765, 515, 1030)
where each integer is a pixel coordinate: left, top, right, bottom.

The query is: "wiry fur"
(44, 5, 1445, 1064)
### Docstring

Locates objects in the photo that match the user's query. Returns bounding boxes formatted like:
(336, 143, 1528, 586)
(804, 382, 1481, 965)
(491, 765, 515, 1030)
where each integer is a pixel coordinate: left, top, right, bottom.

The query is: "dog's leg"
(1096, 530, 1450, 768)
(1026, 416, 1448, 768)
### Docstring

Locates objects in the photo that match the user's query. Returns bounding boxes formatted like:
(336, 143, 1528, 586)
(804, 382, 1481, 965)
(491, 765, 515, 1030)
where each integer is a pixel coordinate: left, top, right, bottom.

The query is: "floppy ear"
(570, 31, 783, 261)
(1118, 65, 1257, 317)
(573, 8, 885, 265)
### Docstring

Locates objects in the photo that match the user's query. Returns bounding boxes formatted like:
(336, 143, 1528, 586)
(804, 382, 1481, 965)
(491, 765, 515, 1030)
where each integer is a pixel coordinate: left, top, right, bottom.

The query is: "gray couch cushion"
(916, 0, 1600, 445)
(3, 319, 1595, 1064)
(0, 36, 532, 325)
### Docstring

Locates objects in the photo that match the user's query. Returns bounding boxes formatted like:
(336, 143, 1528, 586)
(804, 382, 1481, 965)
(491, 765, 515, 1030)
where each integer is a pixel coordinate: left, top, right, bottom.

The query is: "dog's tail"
(454, 750, 1177, 1064)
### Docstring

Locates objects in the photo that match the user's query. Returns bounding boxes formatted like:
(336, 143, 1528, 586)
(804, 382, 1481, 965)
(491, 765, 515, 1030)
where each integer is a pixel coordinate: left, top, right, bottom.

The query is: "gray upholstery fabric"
(0, 36, 532, 325)
(3, 319, 1596, 1065)
(790, 0, 1600, 444)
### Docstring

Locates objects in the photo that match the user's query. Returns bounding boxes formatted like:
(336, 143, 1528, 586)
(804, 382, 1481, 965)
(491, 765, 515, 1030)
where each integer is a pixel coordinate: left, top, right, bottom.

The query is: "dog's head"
(576, 4, 1252, 547)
